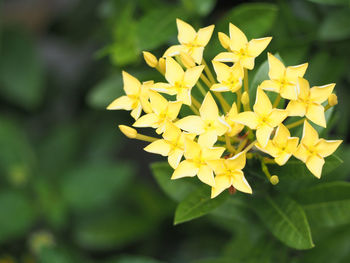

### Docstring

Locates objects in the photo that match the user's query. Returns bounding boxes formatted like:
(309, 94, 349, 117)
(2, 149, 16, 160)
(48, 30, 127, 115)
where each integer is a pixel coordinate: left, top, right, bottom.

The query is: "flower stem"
(242, 140, 256, 153)
(191, 96, 201, 110)
(225, 134, 236, 153)
(213, 92, 231, 113)
(189, 104, 200, 115)
(200, 74, 212, 88)
(243, 68, 251, 111)
(236, 89, 242, 112)
(196, 81, 207, 97)
(273, 94, 281, 108)
(202, 59, 216, 84)
(285, 118, 305, 129)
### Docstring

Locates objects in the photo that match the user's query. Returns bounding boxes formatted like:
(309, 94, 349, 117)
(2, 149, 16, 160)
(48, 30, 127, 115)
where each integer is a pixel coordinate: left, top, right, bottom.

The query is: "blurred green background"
(0, 0, 349, 262)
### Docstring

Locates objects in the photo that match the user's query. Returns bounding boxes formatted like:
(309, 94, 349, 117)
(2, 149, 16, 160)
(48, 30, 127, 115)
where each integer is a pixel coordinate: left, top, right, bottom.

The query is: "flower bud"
(180, 51, 196, 68)
(158, 57, 166, 74)
(328, 93, 338, 106)
(119, 125, 137, 139)
(218, 32, 230, 50)
(143, 51, 158, 68)
(241, 91, 250, 105)
(270, 175, 279, 185)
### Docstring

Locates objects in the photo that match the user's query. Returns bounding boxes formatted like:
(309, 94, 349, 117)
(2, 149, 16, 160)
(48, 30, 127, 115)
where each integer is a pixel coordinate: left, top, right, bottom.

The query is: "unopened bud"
(241, 91, 250, 105)
(270, 175, 279, 185)
(143, 51, 158, 68)
(180, 51, 196, 68)
(218, 32, 230, 50)
(158, 57, 166, 74)
(328, 93, 338, 106)
(119, 125, 137, 139)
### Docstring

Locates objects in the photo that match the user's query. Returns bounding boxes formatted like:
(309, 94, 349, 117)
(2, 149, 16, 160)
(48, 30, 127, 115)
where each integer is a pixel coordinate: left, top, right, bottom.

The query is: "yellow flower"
(176, 92, 229, 143)
(214, 23, 272, 70)
(234, 89, 288, 147)
(260, 53, 308, 100)
(211, 61, 243, 93)
(163, 19, 215, 64)
(208, 152, 252, 198)
(152, 57, 204, 105)
(133, 92, 182, 134)
(294, 120, 342, 178)
(144, 122, 196, 168)
(171, 135, 225, 186)
(107, 71, 152, 120)
(256, 124, 299, 165)
(286, 77, 335, 127)
(225, 102, 244, 137)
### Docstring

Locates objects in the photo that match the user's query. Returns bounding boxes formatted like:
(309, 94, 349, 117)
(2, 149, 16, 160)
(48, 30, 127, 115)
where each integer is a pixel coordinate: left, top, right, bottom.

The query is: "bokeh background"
(0, 0, 349, 262)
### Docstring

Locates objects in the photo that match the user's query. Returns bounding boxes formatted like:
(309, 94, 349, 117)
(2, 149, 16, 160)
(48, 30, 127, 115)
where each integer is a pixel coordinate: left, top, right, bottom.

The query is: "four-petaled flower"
(234, 89, 288, 147)
(214, 23, 272, 70)
(172, 135, 225, 186)
(164, 19, 215, 64)
(152, 57, 204, 105)
(211, 61, 244, 93)
(256, 124, 299, 165)
(133, 91, 182, 134)
(176, 92, 229, 143)
(294, 120, 342, 178)
(260, 53, 308, 100)
(286, 77, 335, 127)
(208, 152, 252, 198)
(144, 122, 196, 169)
(107, 71, 152, 120)
(224, 102, 244, 137)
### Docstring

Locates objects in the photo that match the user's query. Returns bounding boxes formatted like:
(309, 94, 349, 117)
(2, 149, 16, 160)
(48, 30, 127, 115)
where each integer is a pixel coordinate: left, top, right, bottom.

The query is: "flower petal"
(165, 57, 184, 85)
(163, 45, 184, 57)
(233, 112, 259, 129)
(306, 104, 326, 128)
(275, 152, 292, 166)
(163, 122, 181, 142)
(212, 61, 231, 83)
(296, 77, 310, 100)
(232, 170, 252, 194)
(253, 89, 272, 116)
(247, 37, 272, 57)
(301, 120, 319, 147)
(229, 23, 248, 51)
(268, 109, 288, 127)
(285, 137, 299, 154)
(184, 139, 201, 160)
(260, 80, 280, 93)
(198, 131, 218, 148)
(197, 25, 215, 46)
(168, 148, 184, 169)
(198, 165, 215, 186)
(273, 124, 290, 147)
(201, 147, 225, 161)
(133, 113, 158, 128)
(149, 91, 168, 114)
(176, 116, 205, 134)
(176, 19, 197, 44)
(207, 159, 226, 175)
(226, 152, 246, 171)
(130, 103, 142, 120)
(189, 46, 205, 64)
(213, 52, 237, 63)
(309, 83, 335, 104)
(268, 53, 285, 80)
(211, 174, 231, 198)
(167, 101, 182, 120)
(144, 139, 171, 156)
(306, 155, 325, 178)
(294, 144, 309, 163)
(286, 100, 306, 117)
(171, 160, 198, 179)
(315, 139, 342, 158)
(122, 71, 141, 95)
(210, 83, 230, 92)
(200, 92, 219, 120)
(107, 96, 133, 110)
(256, 125, 274, 148)
(184, 65, 204, 87)
(285, 63, 308, 82)
(280, 84, 298, 100)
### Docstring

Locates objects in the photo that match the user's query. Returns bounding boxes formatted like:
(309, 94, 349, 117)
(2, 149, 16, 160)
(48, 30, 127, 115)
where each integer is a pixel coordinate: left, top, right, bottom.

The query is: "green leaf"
(318, 9, 350, 41)
(217, 3, 278, 39)
(74, 211, 154, 250)
(62, 162, 135, 211)
(150, 162, 198, 202)
(107, 255, 164, 263)
(250, 53, 284, 108)
(0, 28, 45, 109)
(136, 7, 186, 51)
(251, 195, 314, 250)
(38, 247, 75, 263)
(174, 185, 229, 225)
(0, 191, 36, 243)
(0, 117, 35, 186)
(295, 181, 350, 227)
(307, 0, 349, 5)
(181, 0, 216, 16)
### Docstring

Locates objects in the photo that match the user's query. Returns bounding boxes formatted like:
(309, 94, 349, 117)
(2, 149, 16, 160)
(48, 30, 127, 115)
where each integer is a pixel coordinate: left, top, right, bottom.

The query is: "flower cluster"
(108, 19, 342, 198)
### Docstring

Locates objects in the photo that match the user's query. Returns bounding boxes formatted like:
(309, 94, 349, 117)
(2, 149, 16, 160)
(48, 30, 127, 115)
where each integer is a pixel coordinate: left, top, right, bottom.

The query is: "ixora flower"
(294, 121, 342, 178)
(109, 19, 342, 199)
(152, 57, 204, 105)
(234, 89, 288, 147)
(164, 19, 214, 64)
(214, 23, 272, 70)
(286, 77, 335, 127)
(260, 53, 308, 100)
